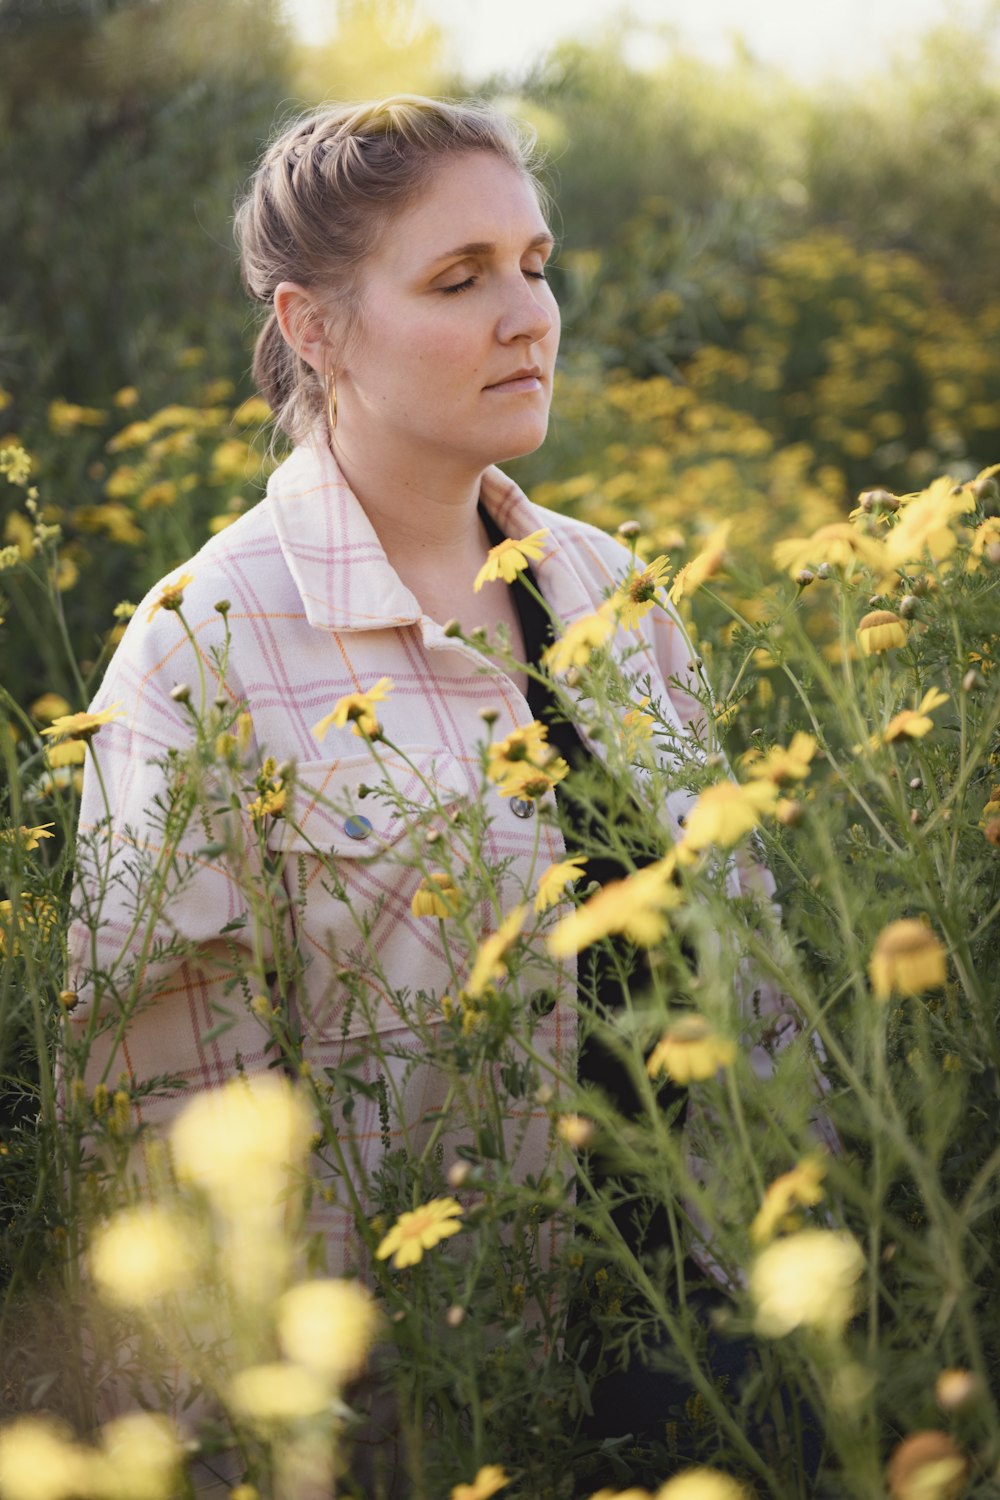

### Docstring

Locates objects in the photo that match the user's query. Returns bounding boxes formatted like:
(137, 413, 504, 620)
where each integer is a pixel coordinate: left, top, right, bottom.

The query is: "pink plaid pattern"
(69, 437, 707, 1272)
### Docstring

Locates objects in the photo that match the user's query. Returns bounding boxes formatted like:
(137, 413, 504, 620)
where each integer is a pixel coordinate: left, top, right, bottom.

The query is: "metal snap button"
(343, 814, 373, 841)
(509, 797, 535, 820)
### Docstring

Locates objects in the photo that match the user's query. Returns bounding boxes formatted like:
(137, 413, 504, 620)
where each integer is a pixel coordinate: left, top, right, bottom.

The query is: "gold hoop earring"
(325, 370, 338, 434)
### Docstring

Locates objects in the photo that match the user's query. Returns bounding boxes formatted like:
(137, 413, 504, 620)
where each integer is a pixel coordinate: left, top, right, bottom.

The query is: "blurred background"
(1, 0, 1000, 698)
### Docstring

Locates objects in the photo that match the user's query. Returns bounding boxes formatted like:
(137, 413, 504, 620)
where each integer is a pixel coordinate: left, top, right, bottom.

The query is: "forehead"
(368, 152, 550, 276)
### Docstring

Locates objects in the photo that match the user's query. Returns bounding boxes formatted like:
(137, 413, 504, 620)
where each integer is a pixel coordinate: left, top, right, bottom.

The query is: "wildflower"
(548, 859, 680, 956)
(113, 385, 140, 408)
(169, 1076, 315, 1216)
(232, 396, 273, 426)
(312, 677, 393, 741)
(534, 854, 588, 913)
(886, 1431, 967, 1500)
(45, 739, 87, 768)
(0, 823, 55, 852)
(646, 1015, 735, 1084)
(935, 1369, 979, 1412)
(473, 529, 549, 590)
(750, 1157, 827, 1245)
(0, 444, 32, 486)
(556, 1114, 596, 1149)
(0, 544, 22, 570)
(138, 479, 178, 511)
(411, 871, 459, 919)
(466, 905, 526, 997)
(146, 572, 195, 623)
(676, 780, 779, 859)
(884, 477, 973, 569)
(375, 1197, 464, 1269)
(277, 1278, 378, 1383)
(0, 1418, 94, 1500)
(97, 1412, 181, 1500)
(90, 1204, 192, 1307)
(48, 398, 105, 433)
(772, 522, 882, 577)
(669, 522, 731, 603)
(451, 1466, 511, 1500)
(247, 782, 286, 821)
(657, 1471, 749, 1499)
(751, 1228, 864, 1337)
(744, 732, 817, 786)
(871, 687, 949, 746)
(0, 894, 57, 956)
(967, 516, 1000, 571)
(613, 555, 671, 629)
(229, 1362, 329, 1422)
(486, 721, 569, 799)
(857, 609, 907, 655)
(40, 703, 124, 741)
(542, 604, 616, 673)
(869, 920, 946, 1001)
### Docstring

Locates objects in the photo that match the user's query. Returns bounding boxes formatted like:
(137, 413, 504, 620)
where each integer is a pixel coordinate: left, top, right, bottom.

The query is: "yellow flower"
(886, 1431, 967, 1500)
(669, 522, 731, 603)
(0, 894, 57, 956)
(612, 555, 671, 629)
(676, 779, 778, 859)
(277, 1278, 378, 1383)
(0, 1418, 94, 1500)
(229, 1362, 329, 1422)
(872, 687, 949, 746)
(543, 604, 617, 674)
(247, 783, 286, 821)
(657, 1471, 749, 1499)
(90, 1204, 192, 1307)
(750, 1157, 827, 1245)
(411, 871, 459, 919)
(97, 1411, 181, 1500)
(232, 396, 273, 426)
(146, 572, 195, 623)
(744, 732, 817, 786)
(967, 515, 1000, 571)
(48, 397, 106, 433)
(857, 609, 907, 655)
(646, 1015, 735, 1084)
(751, 1228, 864, 1337)
(473, 529, 549, 590)
(312, 677, 393, 741)
(486, 721, 569, 798)
(556, 1114, 596, 1149)
(534, 854, 588, 912)
(0, 444, 32, 486)
(29, 692, 71, 722)
(884, 477, 973, 569)
(45, 739, 87, 767)
(451, 1466, 511, 1500)
(169, 1076, 315, 1216)
(869, 919, 946, 1001)
(40, 703, 124, 741)
(112, 385, 140, 408)
(466, 905, 526, 997)
(0, 823, 55, 852)
(773, 522, 882, 576)
(548, 859, 680, 956)
(375, 1197, 464, 1269)
(622, 698, 656, 752)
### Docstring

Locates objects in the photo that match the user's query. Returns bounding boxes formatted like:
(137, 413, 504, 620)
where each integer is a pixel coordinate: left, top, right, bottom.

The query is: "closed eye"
(440, 269, 548, 296)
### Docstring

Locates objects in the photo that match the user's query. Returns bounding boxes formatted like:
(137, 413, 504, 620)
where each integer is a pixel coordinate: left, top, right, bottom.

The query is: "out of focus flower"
(669, 522, 731, 603)
(750, 1157, 827, 1245)
(40, 704, 124, 741)
(45, 740, 87, 768)
(646, 1015, 735, 1084)
(676, 780, 778, 859)
(312, 677, 393, 741)
(96, 1412, 181, 1500)
(0, 894, 57, 956)
(375, 1197, 464, 1269)
(412, 871, 459, 919)
(0, 823, 54, 852)
(869, 687, 949, 747)
(90, 1204, 192, 1307)
(169, 1076, 315, 1216)
(613, 555, 671, 629)
(869, 920, 946, 1001)
(466, 905, 526, 997)
(229, 1362, 329, 1422)
(0, 1418, 94, 1500)
(29, 692, 71, 722)
(883, 477, 973, 569)
(277, 1278, 378, 1383)
(773, 523, 882, 577)
(744, 732, 817, 786)
(885, 1431, 967, 1500)
(146, 573, 194, 623)
(857, 610, 906, 655)
(450, 1466, 511, 1500)
(657, 1471, 749, 1499)
(486, 721, 568, 798)
(473, 529, 549, 590)
(48, 398, 106, 434)
(967, 516, 1000, 571)
(934, 1369, 979, 1412)
(751, 1229, 864, 1337)
(547, 859, 680, 955)
(543, 604, 616, 673)
(535, 854, 588, 912)
(556, 1114, 596, 1149)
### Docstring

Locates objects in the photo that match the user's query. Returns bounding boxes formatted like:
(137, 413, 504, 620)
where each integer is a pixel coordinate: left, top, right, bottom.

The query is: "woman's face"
(336, 151, 560, 478)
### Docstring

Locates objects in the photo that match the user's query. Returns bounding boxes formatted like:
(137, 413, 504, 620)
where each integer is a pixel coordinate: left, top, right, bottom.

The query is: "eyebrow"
(425, 231, 555, 270)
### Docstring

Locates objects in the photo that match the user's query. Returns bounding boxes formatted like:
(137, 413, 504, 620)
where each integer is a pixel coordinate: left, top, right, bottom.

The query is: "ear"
(273, 282, 330, 375)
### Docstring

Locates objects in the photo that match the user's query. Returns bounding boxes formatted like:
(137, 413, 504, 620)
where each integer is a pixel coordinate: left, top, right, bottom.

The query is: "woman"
(68, 96, 761, 1482)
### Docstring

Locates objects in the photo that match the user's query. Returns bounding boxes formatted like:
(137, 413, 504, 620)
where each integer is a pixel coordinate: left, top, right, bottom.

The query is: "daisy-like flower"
(883, 476, 973, 570)
(450, 1465, 511, 1500)
(40, 703, 125, 742)
(869, 687, 949, 747)
(967, 515, 1000, 572)
(669, 522, 731, 604)
(277, 1278, 378, 1384)
(676, 779, 778, 860)
(547, 858, 680, 956)
(473, 529, 549, 591)
(246, 783, 286, 821)
(312, 677, 393, 741)
(0, 824, 55, 852)
(486, 721, 569, 799)
(29, 692, 71, 723)
(886, 1432, 967, 1500)
(772, 522, 883, 577)
(657, 1471, 750, 1500)
(750, 1156, 827, 1246)
(751, 1228, 864, 1338)
(44, 740, 87, 768)
(375, 1197, 464, 1269)
(612, 555, 671, 630)
(466, 905, 526, 997)
(646, 1014, 735, 1084)
(0, 894, 57, 957)
(542, 604, 616, 674)
(411, 871, 459, 919)
(556, 1114, 596, 1150)
(145, 571, 194, 623)
(857, 609, 907, 656)
(534, 854, 588, 913)
(869, 919, 946, 1001)
(744, 732, 817, 787)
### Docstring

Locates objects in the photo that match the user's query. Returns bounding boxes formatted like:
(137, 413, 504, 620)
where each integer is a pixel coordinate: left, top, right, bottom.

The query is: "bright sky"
(287, 0, 991, 82)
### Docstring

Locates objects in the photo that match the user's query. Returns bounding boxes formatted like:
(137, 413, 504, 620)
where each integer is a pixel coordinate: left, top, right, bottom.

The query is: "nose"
(496, 272, 557, 346)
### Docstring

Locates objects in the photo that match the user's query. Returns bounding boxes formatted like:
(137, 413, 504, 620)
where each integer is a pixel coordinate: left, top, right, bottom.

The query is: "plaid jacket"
(69, 437, 713, 1271)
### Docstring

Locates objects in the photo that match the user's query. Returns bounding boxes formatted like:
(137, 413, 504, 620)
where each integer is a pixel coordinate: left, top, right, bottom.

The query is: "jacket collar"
(268, 435, 596, 634)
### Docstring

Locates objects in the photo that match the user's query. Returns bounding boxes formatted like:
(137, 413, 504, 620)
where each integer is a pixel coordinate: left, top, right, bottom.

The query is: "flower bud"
(898, 594, 920, 619)
(445, 1304, 466, 1328)
(616, 519, 642, 539)
(214, 599, 231, 616)
(859, 488, 900, 513)
(795, 569, 815, 588)
(962, 669, 986, 694)
(442, 618, 462, 638)
(886, 1431, 966, 1500)
(170, 683, 191, 704)
(478, 706, 499, 726)
(934, 1368, 979, 1412)
(58, 989, 79, 1011)
(447, 1160, 471, 1189)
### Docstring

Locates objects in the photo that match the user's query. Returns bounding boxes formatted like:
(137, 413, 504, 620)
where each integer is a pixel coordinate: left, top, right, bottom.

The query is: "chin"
(491, 415, 551, 466)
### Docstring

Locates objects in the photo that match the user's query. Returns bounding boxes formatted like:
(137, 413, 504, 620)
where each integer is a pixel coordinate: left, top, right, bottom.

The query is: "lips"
(484, 366, 544, 391)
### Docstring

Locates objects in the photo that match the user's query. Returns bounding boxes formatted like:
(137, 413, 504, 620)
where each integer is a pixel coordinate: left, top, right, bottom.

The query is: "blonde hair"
(235, 95, 546, 445)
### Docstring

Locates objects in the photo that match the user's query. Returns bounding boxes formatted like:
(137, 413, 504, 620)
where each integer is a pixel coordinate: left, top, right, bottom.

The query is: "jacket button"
(343, 814, 373, 840)
(509, 797, 535, 820)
